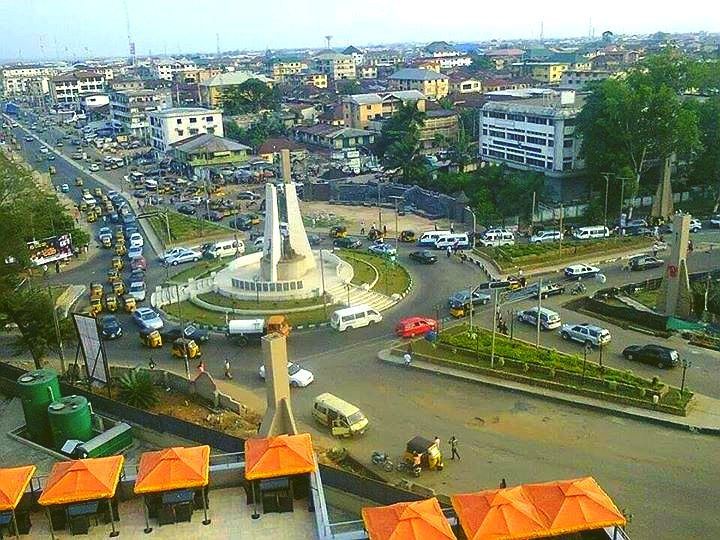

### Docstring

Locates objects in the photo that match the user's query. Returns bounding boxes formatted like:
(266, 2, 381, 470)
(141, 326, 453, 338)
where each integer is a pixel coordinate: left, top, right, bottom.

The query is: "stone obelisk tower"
(656, 213, 693, 318)
(651, 156, 674, 220)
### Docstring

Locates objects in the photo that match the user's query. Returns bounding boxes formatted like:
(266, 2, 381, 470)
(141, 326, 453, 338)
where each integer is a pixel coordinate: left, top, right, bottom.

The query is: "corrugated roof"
(201, 71, 273, 87)
(389, 68, 448, 81)
(172, 133, 251, 154)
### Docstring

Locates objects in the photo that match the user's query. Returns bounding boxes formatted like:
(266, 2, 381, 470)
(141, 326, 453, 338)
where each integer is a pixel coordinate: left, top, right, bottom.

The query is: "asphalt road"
(5, 107, 720, 539)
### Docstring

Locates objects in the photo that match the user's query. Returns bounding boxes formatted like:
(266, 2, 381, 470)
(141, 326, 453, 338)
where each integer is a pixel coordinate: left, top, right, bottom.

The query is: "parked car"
(409, 250, 438, 264)
(176, 204, 196, 215)
(333, 237, 362, 249)
(368, 243, 397, 257)
(132, 307, 164, 331)
(128, 233, 144, 248)
(710, 215, 720, 228)
(259, 362, 314, 387)
(127, 245, 143, 259)
(308, 234, 322, 246)
(530, 230, 562, 244)
(447, 289, 491, 308)
(564, 264, 600, 280)
(60, 183, 69, 193)
(164, 247, 202, 266)
(236, 191, 259, 201)
(89, 163, 100, 172)
(560, 323, 611, 347)
(622, 344, 679, 369)
(690, 219, 702, 233)
(517, 307, 562, 330)
(128, 281, 147, 302)
(99, 315, 123, 339)
(160, 324, 209, 343)
(395, 316, 438, 338)
(202, 210, 224, 222)
(629, 255, 664, 271)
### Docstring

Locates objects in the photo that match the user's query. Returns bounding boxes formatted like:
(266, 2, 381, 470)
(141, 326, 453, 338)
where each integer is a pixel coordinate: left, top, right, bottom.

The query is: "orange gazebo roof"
(134, 445, 210, 494)
(244, 433, 316, 481)
(362, 497, 457, 540)
(38, 456, 124, 506)
(0, 465, 36, 511)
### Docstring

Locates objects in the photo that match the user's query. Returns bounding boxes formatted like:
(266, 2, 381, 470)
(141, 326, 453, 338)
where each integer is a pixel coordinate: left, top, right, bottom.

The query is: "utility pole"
(175, 283, 189, 379)
(490, 288, 499, 368)
(603, 173, 610, 229)
(535, 278, 542, 348)
(558, 204, 564, 255)
(319, 249, 327, 317)
(47, 281, 66, 374)
(377, 180, 382, 231)
(531, 191, 536, 228)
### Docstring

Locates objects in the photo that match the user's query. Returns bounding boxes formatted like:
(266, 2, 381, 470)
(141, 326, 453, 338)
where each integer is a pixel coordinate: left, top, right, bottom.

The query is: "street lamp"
(172, 282, 189, 379)
(465, 206, 477, 249)
(582, 342, 591, 386)
(680, 359, 692, 394)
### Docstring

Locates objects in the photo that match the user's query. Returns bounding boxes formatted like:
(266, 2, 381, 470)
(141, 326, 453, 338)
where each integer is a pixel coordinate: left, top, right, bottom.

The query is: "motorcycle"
(571, 283, 587, 295)
(396, 460, 422, 478)
(371, 451, 394, 472)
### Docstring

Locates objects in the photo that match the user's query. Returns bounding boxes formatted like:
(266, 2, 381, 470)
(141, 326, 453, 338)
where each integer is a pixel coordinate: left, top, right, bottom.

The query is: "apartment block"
(312, 53, 357, 80)
(271, 59, 309, 81)
(341, 90, 427, 129)
(152, 58, 198, 81)
(148, 107, 223, 153)
(110, 88, 172, 137)
(560, 69, 613, 89)
(0, 65, 57, 96)
(50, 70, 106, 107)
(199, 71, 274, 108)
(388, 68, 449, 99)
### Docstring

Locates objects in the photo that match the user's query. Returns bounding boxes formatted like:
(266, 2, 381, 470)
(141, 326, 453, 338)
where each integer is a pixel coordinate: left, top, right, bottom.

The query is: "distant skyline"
(0, 0, 718, 62)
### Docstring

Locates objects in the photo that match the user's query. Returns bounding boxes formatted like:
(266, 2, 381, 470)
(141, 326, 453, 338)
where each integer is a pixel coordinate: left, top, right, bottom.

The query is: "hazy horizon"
(0, 0, 718, 62)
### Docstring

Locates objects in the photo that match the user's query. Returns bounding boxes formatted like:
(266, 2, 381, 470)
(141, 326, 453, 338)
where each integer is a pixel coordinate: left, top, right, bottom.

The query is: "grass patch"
(167, 259, 228, 284)
(338, 250, 410, 296)
(631, 287, 660, 309)
(148, 211, 233, 246)
(197, 291, 328, 311)
(163, 300, 342, 328)
(476, 236, 652, 272)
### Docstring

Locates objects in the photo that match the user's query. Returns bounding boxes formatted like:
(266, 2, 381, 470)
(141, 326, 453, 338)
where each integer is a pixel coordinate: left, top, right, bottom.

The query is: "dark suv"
(622, 344, 679, 369)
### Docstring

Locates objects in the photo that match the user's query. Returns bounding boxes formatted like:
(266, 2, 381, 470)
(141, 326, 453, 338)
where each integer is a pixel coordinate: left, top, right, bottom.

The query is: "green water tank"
(16, 369, 61, 446)
(48, 395, 93, 450)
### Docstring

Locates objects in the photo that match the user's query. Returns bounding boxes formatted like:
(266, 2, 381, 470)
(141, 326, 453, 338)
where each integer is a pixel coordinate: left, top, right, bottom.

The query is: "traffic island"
(338, 250, 411, 296)
(392, 325, 693, 416)
(147, 210, 235, 248)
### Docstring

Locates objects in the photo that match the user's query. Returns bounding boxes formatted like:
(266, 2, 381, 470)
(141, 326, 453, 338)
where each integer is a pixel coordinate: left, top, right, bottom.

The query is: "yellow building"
(312, 53, 357, 80)
(341, 90, 427, 129)
(287, 71, 328, 88)
(388, 68, 449, 100)
(511, 62, 570, 85)
(449, 75, 482, 94)
(272, 60, 309, 81)
(419, 110, 459, 153)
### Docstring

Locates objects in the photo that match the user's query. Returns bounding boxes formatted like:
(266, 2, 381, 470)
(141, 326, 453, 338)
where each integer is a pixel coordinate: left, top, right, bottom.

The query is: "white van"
(203, 239, 245, 259)
(434, 233, 470, 250)
(418, 230, 451, 247)
(572, 226, 610, 240)
(330, 304, 382, 332)
(144, 178, 158, 191)
(478, 231, 515, 247)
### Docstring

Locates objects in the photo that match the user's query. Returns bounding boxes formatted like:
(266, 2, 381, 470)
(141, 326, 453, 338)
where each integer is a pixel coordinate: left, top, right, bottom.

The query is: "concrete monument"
(656, 213, 693, 318)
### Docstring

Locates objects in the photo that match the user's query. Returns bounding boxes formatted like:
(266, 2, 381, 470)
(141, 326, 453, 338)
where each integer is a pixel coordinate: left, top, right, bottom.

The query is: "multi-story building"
(151, 58, 198, 81)
(341, 90, 427, 129)
(342, 45, 365, 66)
(388, 68, 449, 99)
(484, 48, 525, 70)
(293, 124, 375, 151)
(173, 67, 222, 84)
(109, 77, 145, 91)
(312, 53, 356, 80)
(0, 64, 58, 97)
(50, 70, 106, 107)
(148, 107, 223, 154)
(286, 71, 328, 89)
(559, 69, 613, 90)
(358, 65, 378, 79)
(510, 62, 570, 85)
(419, 109, 460, 153)
(421, 41, 472, 69)
(449, 73, 483, 94)
(479, 89, 585, 177)
(109, 88, 172, 138)
(271, 59, 309, 81)
(199, 71, 275, 108)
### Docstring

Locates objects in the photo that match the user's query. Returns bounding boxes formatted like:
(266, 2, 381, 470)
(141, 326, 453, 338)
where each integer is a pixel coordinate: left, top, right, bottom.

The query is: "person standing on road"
(224, 359, 233, 379)
(446, 246, 452, 258)
(433, 435, 440, 449)
(448, 435, 460, 460)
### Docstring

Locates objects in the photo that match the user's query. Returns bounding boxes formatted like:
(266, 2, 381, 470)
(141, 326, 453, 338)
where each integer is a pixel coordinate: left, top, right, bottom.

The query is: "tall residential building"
(341, 90, 427, 129)
(148, 107, 223, 153)
(199, 71, 274, 108)
(311, 53, 356, 80)
(151, 58, 198, 81)
(342, 45, 365, 66)
(388, 68, 449, 99)
(420, 41, 472, 69)
(109, 88, 172, 138)
(271, 59, 309, 81)
(0, 64, 58, 96)
(479, 89, 585, 177)
(560, 69, 613, 89)
(49, 70, 106, 107)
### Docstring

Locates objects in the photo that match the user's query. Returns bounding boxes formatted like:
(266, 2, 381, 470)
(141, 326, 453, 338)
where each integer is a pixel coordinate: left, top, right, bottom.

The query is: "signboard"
(72, 313, 108, 383)
(27, 234, 73, 267)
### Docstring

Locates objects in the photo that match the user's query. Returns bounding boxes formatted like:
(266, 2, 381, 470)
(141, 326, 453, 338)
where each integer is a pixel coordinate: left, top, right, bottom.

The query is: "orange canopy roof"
(362, 497, 457, 540)
(452, 477, 626, 540)
(134, 445, 210, 494)
(452, 486, 548, 540)
(244, 433, 316, 481)
(0, 465, 36, 511)
(38, 456, 124, 506)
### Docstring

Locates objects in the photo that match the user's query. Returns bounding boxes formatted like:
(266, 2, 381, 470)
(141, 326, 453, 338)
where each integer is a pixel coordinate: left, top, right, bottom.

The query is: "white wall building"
(148, 107, 223, 154)
(479, 89, 585, 177)
(110, 89, 172, 138)
(312, 53, 357, 80)
(152, 59, 198, 81)
(0, 65, 58, 96)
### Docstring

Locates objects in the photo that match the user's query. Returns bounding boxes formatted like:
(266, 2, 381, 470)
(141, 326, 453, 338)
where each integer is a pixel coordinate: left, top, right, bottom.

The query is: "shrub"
(607, 380, 618, 391)
(522, 363, 530, 373)
(496, 358, 505, 368)
(118, 370, 159, 409)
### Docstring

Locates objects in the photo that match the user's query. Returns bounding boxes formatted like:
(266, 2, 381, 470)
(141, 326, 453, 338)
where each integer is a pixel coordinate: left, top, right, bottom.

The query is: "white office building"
(50, 70, 106, 107)
(479, 89, 585, 177)
(148, 107, 223, 154)
(110, 89, 172, 138)
(151, 59, 198, 81)
(1, 65, 58, 96)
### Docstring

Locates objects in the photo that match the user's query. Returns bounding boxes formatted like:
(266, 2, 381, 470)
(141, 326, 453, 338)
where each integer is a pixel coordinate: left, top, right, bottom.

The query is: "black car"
(409, 250, 437, 264)
(622, 344, 679, 368)
(99, 315, 123, 339)
(176, 204, 196, 216)
(160, 324, 209, 343)
(202, 210, 224, 222)
(629, 256, 664, 271)
(333, 237, 362, 249)
(308, 234, 322, 246)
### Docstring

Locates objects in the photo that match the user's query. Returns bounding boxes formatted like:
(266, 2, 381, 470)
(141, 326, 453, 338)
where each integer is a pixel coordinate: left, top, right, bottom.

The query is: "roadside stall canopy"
(134, 445, 210, 494)
(38, 456, 124, 506)
(452, 486, 547, 540)
(451, 477, 626, 540)
(0, 465, 36, 511)
(244, 433, 316, 481)
(525, 477, 626, 535)
(362, 497, 456, 540)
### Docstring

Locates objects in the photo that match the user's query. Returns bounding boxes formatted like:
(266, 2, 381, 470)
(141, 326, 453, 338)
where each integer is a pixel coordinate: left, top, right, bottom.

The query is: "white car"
(690, 219, 702, 233)
(710, 215, 720, 229)
(127, 245, 143, 259)
(560, 323, 611, 347)
(517, 307, 562, 330)
(128, 233, 144, 248)
(258, 362, 314, 387)
(530, 230, 562, 244)
(39, 146, 49, 154)
(564, 264, 600, 280)
(368, 243, 397, 257)
(164, 247, 201, 266)
(89, 163, 100, 172)
(128, 281, 147, 302)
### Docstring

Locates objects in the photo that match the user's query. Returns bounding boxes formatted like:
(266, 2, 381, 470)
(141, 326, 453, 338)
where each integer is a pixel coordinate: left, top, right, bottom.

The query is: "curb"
(377, 349, 720, 435)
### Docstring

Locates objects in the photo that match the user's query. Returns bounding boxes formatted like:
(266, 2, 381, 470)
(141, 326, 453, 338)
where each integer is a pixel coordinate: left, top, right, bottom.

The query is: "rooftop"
(172, 133, 251, 154)
(483, 90, 586, 115)
(313, 52, 354, 61)
(258, 137, 305, 154)
(201, 71, 274, 87)
(295, 124, 373, 138)
(149, 107, 221, 118)
(389, 68, 448, 81)
(343, 90, 426, 105)
(53, 70, 103, 82)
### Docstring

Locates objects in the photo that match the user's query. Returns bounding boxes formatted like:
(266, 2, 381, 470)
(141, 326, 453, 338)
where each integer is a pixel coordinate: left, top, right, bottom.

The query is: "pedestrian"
(42, 264, 48, 276)
(688, 239, 694, 253)
(224, 359, 233, 379)
(197, 361, 205, 374)
(372, 222, 376, 231)
(500, 478, 507, 488)
(434, 223, 438, 231)
(54, 260, 60, 274)
(448, 435, 460, 460)
(652, 246, 658, 258)
(403, 352, 412, 366)
(450, 222, 454, 234)
(383, 224, 387, 236)
(360, 226, 365, 236)
(148, 359, 156, 370)
(433, 435, 440, 449)
(446, 246, 452, 258)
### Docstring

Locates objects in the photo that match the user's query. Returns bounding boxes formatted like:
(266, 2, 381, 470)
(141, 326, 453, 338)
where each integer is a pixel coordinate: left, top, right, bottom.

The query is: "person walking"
(450, 222, 455, 234)
(433, 435, 441, 449)
(197, 361, 206, 374)
(224, 359, 233, 379)
(403, 351, 412, 366)
(448, 435, 460, 460)
(446, 246, 452, 258)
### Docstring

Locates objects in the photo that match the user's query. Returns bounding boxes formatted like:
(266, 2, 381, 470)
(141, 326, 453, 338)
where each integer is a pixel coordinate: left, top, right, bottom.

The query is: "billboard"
(27, 234, 73, 267)
(72, 313, 108, 384)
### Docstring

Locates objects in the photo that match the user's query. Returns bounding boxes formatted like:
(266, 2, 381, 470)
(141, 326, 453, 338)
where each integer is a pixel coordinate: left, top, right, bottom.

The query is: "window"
(563, 139, 573, 148)
(176, 129, 184, 136)
(189, 117, 197, 123)
(206, 116, 214, 121)
(176, 118, 182, 124)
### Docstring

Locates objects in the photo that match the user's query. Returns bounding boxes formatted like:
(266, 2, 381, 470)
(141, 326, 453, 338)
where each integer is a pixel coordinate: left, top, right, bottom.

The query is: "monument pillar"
(651, 156, 674, 220)
(261, 183, 282, 282)
(657, 213, 693, 318)
(258, 333, 298, 437)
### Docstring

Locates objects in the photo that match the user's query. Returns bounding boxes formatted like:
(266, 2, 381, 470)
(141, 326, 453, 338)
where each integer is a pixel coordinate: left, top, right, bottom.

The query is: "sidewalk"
(378, 348, 720, 435)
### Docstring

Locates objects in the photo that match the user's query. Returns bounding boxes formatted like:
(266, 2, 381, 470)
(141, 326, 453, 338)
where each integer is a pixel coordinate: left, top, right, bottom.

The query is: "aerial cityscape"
(0, 1, 719, 539)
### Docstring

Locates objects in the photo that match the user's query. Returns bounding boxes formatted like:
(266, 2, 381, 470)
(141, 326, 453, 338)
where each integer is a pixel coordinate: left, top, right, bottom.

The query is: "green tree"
(118, 370, 160, 409)
(449, 124, 474, 168)
(336, 79, 361, 95)
(375, 103, 429, 184)
(223, 114, 286, 150)
(469, 54, 494, 72)
(220, 79, 280, 115)
(690, 97, 720, 211)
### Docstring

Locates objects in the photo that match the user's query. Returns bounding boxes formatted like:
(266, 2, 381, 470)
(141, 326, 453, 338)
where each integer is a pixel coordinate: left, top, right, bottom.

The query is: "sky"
(0, 0, 718, 61)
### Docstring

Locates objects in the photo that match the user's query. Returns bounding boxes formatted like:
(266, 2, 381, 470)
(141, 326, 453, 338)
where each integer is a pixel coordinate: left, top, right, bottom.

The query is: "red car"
(395, 316, 438, 338)
(130, 256, 147, 271)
